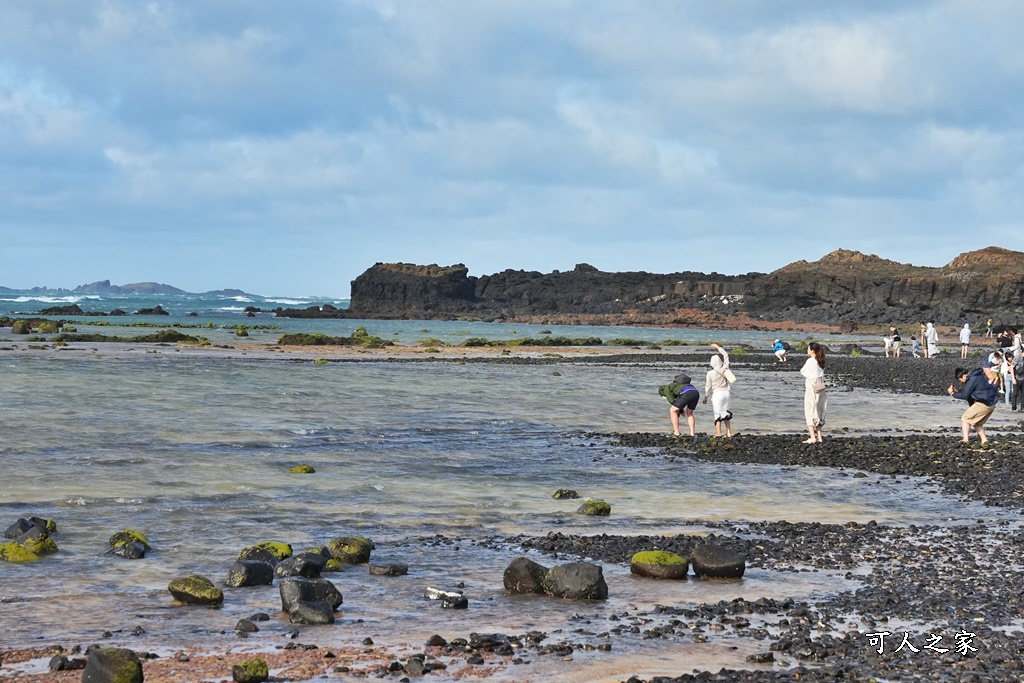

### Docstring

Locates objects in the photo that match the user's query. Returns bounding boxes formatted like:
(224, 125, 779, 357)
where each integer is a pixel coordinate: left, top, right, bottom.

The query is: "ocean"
(0, 290, 1012, 680)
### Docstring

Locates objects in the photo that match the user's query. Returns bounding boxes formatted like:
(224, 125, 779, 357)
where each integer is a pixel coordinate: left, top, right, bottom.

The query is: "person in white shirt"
(800, 342, 827, 444)
(702, 343, 733, 437)
(959, 324, 971, 359)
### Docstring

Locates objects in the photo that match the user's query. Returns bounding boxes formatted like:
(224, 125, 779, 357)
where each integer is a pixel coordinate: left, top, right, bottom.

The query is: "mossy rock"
(37, 321, 60, 333)
(288, 464, 316, 474)
(168, 575, 224, 605)
(11, 320, 32, 334)
(233, 656, 269, 683)
(313, 358, 329, 365)
(19, 536, 58, 556)
(244, 541, 292, 561)
(109, 530, 152, 551)
(576, 500, 611, 516)
(327, 535, 375, 564)
(236, 327, 249, 337)
(0, 542, 41, 563)
(81, 647, 143, 683)
(630, 550, 689, 580)
(552, 488, 579, 499)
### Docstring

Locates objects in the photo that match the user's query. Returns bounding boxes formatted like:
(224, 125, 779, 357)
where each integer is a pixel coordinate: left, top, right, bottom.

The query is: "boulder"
(368, 561, 408, 576)
(0, 542, 40, 563)
(81, 647, 143, 683)
(288, 464, 315, 474)
(274, 552, 327, 579)
(237, 546, 280, 565)
(690, 543, 746, 579)
(576, 500, 611, 516)
(503, 557, 549, 594)
(232, 657, 269, 683)
(288, 600, 335, 625)
(630, 550, 689, 580)
(109, 530, 151, 552)
(168, 575, 224, 605)
(17, 534, 58, 556)
(279, 576, 343, 612)
(240, 541, 292, 562)
(327, 535, 374, 564)
(226, 560, 275, 587)
(111, 541, 148, 559)
(552, 489, 579, 499)
(4, 518, 34, 538)
(542, 562, 608, 600)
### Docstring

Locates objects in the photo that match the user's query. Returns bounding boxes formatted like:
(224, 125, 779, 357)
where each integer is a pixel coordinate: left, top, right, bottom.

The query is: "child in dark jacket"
(659, 373, 699, 436)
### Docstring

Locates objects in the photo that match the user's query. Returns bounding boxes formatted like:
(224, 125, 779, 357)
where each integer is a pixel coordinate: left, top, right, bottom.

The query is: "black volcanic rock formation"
(281, 247, 1024, 326)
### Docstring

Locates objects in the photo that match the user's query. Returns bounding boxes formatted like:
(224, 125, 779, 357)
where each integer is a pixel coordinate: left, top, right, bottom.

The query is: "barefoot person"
(702, 343, 733, 437)
(800, 342, 827, 444)
(925, 321, 939, 358)
(948, 367, 999, 444)
(659, 373, 699, 437)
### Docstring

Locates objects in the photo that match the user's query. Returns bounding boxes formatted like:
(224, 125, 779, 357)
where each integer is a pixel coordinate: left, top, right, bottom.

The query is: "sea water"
(0, 297, 1015, 679)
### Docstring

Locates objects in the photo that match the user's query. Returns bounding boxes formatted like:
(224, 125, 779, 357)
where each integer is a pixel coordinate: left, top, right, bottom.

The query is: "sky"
(2, 1, 1023, 297)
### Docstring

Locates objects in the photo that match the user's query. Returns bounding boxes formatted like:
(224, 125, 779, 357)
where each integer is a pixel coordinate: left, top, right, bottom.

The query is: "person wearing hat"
(772, 339, 788, 363)
(658, 372, 699, 437)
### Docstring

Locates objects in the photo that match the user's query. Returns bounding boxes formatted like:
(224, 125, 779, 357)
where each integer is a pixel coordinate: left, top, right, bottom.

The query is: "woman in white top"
(702, 343, 733, 437)
(925, 322, 939, 358)
(800, 342, 827, 444)
(959, 324, 971, 359)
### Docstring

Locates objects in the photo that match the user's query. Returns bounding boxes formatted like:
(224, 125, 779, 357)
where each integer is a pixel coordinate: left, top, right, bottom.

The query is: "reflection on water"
(0, 351, 1017, 671)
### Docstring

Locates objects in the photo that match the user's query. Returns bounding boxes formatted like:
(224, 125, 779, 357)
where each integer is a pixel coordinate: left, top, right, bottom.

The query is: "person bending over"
(947, 367, 999, 445)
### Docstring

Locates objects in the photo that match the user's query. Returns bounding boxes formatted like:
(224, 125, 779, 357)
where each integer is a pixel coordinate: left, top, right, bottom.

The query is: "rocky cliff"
(283, 247, 1024, 326)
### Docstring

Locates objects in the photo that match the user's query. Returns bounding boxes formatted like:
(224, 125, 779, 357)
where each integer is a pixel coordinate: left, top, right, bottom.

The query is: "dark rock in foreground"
(81, 647, 143, 683)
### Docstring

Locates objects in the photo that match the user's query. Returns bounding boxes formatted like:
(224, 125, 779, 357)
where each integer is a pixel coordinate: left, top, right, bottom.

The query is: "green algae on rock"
(576, 500, 611, 516)
(288, 464, 316, 474)
(327, 535, 375, 564)
(19, 535, 58, 556)
(81, 647, 143, 683)
(630, 550, 689, 580)
(232, 656, 269, 683)
(0, 542, 41, 563)
(109, 530, 152, 550)
(167, 575, 224, 605)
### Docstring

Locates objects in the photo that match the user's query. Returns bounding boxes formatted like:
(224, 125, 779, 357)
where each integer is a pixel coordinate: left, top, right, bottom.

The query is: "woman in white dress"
(702, 343, 733, 437)
(800, 342, 827, 444)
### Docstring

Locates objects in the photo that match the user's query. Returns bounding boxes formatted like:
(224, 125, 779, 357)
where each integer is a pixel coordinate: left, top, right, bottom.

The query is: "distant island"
(273, 246, 1024, 329)
(0, 280, 251, 297)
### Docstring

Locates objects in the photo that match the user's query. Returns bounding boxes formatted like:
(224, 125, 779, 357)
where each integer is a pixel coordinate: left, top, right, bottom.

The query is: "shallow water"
(0, 348, 1018, 680)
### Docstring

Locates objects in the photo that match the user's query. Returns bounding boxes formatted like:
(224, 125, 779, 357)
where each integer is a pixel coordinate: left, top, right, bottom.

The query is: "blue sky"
(1, 1, 1022, 296)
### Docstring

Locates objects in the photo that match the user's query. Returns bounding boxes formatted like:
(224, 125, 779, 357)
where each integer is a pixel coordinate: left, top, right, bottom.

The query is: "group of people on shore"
(660, 341, 828, 444)
(881, 323, 938, 359)
(662, 327, 1023, 445)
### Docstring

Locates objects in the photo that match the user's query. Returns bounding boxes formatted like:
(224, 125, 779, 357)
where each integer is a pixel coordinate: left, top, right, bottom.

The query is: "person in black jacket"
(947, 367, 999, 444)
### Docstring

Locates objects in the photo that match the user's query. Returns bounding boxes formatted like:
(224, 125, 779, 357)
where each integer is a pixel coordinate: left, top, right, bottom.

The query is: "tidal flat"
(1, 340, 1022, 682)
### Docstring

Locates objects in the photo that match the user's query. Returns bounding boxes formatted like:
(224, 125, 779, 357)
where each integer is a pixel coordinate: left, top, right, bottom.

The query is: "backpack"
(658, 383, 682, 404)
(781, 342, 792, 351)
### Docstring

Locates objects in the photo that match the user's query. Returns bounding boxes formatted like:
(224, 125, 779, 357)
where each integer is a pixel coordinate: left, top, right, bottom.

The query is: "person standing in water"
(702, 343, 733, 437)
(801, 342, 827, 444)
